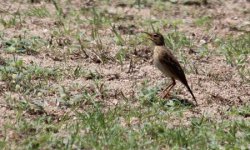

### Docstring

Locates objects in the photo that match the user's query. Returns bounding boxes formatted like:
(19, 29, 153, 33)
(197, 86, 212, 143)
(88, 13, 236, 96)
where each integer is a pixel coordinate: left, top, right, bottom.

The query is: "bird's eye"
(153, 34, 158, 37)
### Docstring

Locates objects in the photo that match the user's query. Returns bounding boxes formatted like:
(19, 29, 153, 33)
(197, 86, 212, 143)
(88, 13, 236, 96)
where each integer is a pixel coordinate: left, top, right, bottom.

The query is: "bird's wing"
(158, 49, 188, 85)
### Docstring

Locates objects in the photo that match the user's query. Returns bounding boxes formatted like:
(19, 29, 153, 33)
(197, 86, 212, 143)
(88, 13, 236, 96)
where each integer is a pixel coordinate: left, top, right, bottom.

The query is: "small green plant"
(76, 33, 89, 58)
(194, 16, 212, 27)
(72, 65, 86, 79)
(229, 105, 250, 117)
(52, 0, 64, 17)
(220, 34, 250, 81)
(0, 59, 61, 92)
(165, 31, 191, 52)
(115, 48, 128, 65)
(138, 80, 159, 105)
(25, 6, 50, 18)
(2, 35, 46, 54)
(152, 1, 168, 12)
(111, 25, 125, 46)
(88, 8, 110, 28)
(0, 13, 22, 28)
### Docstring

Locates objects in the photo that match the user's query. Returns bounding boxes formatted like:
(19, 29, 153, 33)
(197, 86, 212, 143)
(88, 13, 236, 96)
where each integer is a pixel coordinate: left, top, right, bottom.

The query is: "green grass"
(1, 79, 249, 149)
(2, 35, 46, 54)
(164, 31, 191, 51)
(220, 33, 250, 81)
(0, 59, 61, 94)
(194, 16, 212, 27)
(25, 6, 50, 18)
(1, 98, 249, 149)
(0, 14, 22, 28)
(0, 0, 249, 149)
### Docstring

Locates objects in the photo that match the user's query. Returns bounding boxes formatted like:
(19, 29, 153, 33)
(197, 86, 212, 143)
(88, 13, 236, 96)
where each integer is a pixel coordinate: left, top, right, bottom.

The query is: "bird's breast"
(153, 47, 173, 77)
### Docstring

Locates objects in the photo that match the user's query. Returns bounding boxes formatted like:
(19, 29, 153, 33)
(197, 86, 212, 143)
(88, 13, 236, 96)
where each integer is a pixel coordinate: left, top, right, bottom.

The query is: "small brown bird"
(144, 32, 198, 105)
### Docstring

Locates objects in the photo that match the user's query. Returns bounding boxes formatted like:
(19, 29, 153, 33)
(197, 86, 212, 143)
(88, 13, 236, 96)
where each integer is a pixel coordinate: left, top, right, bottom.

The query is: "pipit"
(144, 32, 198, 105)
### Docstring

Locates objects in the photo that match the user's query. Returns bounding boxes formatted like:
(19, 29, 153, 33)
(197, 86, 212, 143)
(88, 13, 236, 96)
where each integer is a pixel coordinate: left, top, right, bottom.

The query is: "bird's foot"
(159, 92, 170, 99)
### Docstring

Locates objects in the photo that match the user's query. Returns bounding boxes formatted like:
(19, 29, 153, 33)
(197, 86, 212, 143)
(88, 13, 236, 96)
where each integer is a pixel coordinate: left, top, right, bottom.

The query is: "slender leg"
(162, 78, 176, 99)
(160, 83, 172, 98)
(160, 81, 172, 98)
(162, 83, 173, 93)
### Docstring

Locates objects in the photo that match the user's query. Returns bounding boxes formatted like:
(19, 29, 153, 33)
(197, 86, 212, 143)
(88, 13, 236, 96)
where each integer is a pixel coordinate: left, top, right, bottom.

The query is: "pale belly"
(153, 58, 174, 78)
(153, 46, 177, 78)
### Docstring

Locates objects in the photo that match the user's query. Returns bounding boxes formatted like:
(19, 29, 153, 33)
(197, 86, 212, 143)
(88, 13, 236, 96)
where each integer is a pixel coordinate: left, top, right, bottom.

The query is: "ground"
(0, 0, 249, 149)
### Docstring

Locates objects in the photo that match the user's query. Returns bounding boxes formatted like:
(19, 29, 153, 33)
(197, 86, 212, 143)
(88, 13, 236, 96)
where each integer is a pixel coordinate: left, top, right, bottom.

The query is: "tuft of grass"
(2, 98, 250, 149)
(194, 16, 212, 27)
(52, 0, 64, 17)
(165, 31, 191, 52)
(89, 8, 111, 28)
(220, 34, 250, 81)
(229, 105, 250, 118)
(25, 6, 50, 18)
(115, 48, 128, 65)
(2, 35, 46, 54)
(152, 1, 169, 12)
(138, 80, 160, 105)
(0, 13, 22, 28)
(111, 25, 125, 46)
(0, 59, 61, 93)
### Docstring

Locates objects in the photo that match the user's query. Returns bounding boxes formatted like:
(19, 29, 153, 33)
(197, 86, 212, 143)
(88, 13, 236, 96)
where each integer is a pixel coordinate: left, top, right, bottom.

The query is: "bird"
(143, 32, 198, 105)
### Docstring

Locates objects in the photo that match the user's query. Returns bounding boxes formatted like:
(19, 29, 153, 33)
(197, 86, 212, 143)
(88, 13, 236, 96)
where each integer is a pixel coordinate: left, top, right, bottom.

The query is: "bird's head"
(143, 32, 165, 46)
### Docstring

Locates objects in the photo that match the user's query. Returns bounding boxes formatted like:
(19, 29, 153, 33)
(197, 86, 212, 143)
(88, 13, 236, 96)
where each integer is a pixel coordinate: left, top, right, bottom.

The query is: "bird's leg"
(160, 84, 173, 98)
(161, 78, 176, 99)
(160, 80, 173, 98)
(161, 83, 173, 94)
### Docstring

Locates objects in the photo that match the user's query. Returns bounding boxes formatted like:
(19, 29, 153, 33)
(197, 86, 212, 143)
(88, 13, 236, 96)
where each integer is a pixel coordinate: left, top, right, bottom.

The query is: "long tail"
(185, 83, 198, 106)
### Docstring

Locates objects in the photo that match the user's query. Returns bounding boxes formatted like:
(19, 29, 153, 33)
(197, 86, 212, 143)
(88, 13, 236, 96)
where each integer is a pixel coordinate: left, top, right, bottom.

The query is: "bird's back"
(153, 46, 188, 85)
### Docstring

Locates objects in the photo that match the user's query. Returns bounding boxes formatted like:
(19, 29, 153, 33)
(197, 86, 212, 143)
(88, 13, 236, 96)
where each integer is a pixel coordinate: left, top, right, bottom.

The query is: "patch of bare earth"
(0, 0, 249, 132)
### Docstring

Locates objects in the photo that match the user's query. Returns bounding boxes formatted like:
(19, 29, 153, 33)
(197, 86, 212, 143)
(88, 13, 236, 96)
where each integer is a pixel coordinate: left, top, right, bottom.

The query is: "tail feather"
(179, 76, 198, 105)
(185, 83, 197, 105)
(180, 78, 197, 105)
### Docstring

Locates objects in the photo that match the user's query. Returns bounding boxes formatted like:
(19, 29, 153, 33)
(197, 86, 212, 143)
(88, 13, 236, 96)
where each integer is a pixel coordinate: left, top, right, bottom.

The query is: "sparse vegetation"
(0, 0, 249, 149)
(220, 33, 250, 82)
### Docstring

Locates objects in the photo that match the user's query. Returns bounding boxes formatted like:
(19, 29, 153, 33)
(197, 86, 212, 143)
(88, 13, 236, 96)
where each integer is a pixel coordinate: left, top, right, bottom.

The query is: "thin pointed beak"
(142, 31, 153, 40)
(142, 31, 150, 36)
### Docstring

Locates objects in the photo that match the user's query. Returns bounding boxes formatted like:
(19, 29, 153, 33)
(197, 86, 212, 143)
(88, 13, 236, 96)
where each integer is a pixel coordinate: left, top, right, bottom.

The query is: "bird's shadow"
(161, 96, 196, 107)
